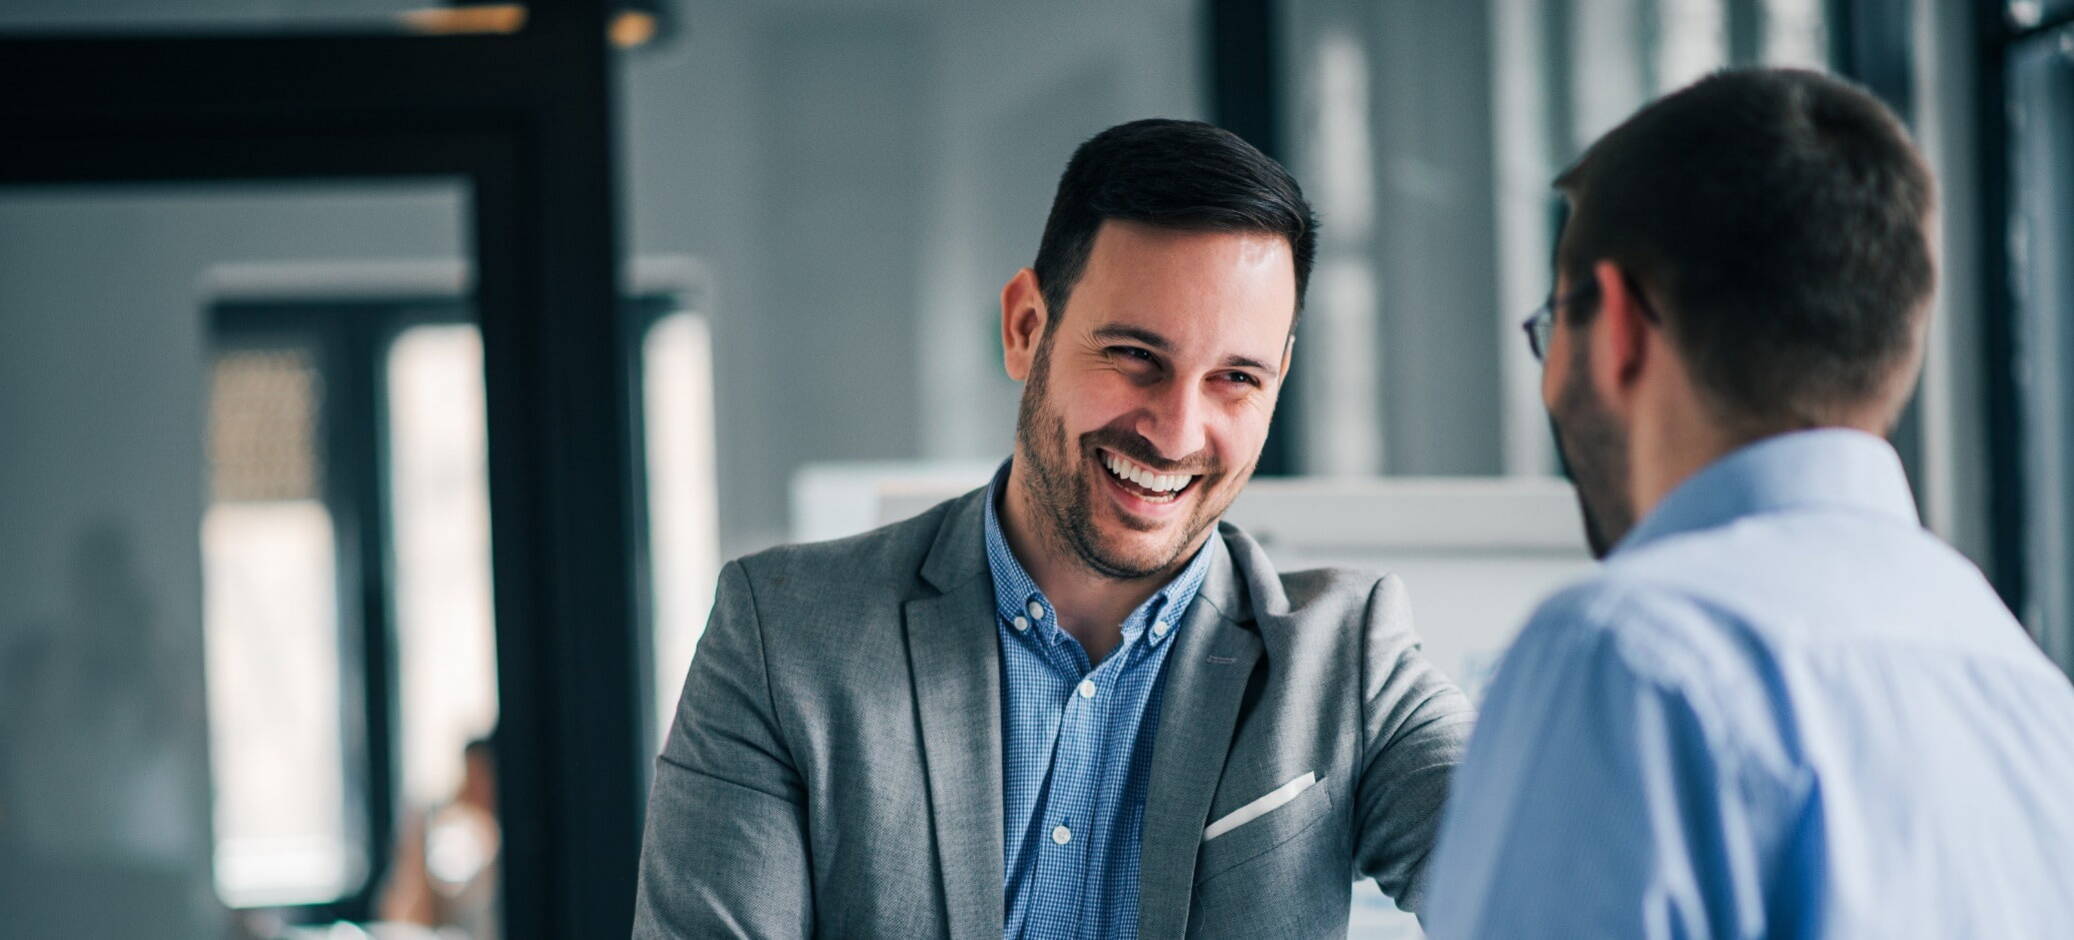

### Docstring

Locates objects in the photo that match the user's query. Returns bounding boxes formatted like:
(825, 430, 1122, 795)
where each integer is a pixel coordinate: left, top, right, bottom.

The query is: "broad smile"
(1095, 448, 1202, 515)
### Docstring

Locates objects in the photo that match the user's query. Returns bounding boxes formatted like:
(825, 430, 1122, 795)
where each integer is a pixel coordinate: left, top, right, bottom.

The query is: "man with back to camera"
(632, 119, 1474, 937)
(1422, 68, 2074, 938)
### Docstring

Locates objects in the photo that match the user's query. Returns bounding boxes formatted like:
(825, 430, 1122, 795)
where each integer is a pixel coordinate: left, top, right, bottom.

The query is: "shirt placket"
(1070, 605, 1164, 938)
(1025, 597, 1151, 939)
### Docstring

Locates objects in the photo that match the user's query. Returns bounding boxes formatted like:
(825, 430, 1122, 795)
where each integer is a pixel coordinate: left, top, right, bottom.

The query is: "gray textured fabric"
(633, 486, 1475, 938)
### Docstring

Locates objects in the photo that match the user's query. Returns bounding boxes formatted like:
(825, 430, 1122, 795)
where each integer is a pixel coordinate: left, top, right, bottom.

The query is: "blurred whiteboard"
(794, 464, 1595, 701)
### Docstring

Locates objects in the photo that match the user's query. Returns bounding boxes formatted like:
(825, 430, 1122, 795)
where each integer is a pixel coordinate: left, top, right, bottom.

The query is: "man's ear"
(1001, 268, 1050, 382)
(1587, 259, 1651, 417)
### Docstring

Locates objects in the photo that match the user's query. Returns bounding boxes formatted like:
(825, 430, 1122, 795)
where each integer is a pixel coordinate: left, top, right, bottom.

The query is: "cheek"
(1216, 402, 1274, 461)
(1057, 372, 1147, 432)
(1540, 346, 1566, 409)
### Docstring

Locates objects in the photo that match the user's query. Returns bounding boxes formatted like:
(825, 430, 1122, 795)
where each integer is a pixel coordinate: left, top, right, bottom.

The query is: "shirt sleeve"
(1418, 584, 1779, 940)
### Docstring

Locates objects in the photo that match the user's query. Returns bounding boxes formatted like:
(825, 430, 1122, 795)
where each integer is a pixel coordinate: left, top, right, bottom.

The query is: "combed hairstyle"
(1033, 118, 1318, 333)
(1555, 67, 1936, 431)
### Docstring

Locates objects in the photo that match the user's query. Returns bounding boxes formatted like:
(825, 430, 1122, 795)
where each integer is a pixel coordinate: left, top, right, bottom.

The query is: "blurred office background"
(0, 0, 2068, 937)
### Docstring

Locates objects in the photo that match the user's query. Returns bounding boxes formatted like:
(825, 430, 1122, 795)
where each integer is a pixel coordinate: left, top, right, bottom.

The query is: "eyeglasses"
(1521, 283, 1593, 363)
(1520, 276, 1659, 363)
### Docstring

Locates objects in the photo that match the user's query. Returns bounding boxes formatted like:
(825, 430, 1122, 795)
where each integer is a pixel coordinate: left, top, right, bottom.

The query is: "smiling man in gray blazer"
(634, 119, 1474, 939)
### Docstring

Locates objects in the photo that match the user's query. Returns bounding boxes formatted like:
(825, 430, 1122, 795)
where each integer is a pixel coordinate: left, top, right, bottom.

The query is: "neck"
(1627, 393, 1752, 525)
(1001, 455, 1192, 660)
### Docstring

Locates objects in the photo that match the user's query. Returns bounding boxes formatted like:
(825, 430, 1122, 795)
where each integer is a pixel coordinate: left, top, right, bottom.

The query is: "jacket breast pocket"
(1192, 776, 1334, 887)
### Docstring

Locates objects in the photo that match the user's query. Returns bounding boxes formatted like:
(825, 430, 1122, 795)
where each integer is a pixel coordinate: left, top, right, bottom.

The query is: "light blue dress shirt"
(983, 464, 1213, 940)
(1425, 429, 2074, 938)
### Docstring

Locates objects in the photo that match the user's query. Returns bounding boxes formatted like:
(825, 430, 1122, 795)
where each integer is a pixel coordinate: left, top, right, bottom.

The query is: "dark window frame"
(0, 5, 646, 933)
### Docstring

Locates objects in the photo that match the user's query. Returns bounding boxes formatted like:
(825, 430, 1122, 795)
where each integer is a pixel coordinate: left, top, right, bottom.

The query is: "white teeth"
(1101, 452, 1194, 495)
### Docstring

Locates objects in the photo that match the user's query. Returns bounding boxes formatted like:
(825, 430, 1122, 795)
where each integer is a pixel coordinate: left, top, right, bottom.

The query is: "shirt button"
(1012, 616, 1030, 632)
(1027, 600, 1045, 621)
(1077, 679, 1097, 700)
(1152, 619, 1170, 637)
(1051, 824, 1072, 845)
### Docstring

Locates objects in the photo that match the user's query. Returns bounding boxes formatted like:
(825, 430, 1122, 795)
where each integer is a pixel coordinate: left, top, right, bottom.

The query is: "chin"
(1085, 500, 1214, 580)
(1099, 534, 1180, 573)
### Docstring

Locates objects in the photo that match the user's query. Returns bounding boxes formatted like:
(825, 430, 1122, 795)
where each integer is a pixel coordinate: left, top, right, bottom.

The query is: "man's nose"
(1135, 381, 1208, 462)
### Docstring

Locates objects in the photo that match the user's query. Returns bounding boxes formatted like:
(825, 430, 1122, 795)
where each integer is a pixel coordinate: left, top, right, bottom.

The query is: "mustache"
(1080, 427, 1217, 475)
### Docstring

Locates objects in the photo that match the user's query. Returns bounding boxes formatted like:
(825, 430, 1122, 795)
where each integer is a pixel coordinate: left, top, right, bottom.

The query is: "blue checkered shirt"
(985, 466, 1213, 940)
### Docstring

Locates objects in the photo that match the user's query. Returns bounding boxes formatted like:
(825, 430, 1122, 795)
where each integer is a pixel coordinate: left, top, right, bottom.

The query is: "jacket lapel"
(903, 488, 1006, 939)
(1138, 535, 1262, 938)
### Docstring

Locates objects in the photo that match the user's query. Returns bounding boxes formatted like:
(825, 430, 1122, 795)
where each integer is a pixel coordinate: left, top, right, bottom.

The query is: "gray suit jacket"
(634, 486, 1474, 938)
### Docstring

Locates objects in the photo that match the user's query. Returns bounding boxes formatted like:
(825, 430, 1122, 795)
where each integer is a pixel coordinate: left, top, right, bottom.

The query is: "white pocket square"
(1203, 771, 1317, 841)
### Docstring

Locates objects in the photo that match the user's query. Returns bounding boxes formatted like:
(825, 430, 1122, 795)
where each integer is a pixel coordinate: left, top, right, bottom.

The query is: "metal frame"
(1980, 3, 2074, 664)
(1975, 2, 2032, 622)
(0, 5, 644, 934)
(1207, 0, 1298, 475)
(1829, 0, 1917, 114)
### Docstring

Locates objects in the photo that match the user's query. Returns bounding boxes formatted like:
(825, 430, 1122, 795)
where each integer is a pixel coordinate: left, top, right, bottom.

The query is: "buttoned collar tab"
(982, 459, 1213, 654)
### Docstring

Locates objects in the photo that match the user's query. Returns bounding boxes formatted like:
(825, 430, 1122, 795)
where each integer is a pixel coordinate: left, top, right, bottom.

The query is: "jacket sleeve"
(1351, 572, 1477, 916)
(633, 559, 814, 938)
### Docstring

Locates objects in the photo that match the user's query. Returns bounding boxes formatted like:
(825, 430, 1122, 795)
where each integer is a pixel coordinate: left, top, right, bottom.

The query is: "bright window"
(387, 324, 501, 811)
(642, 310, 722, 746)
(202, 344, 362, 908)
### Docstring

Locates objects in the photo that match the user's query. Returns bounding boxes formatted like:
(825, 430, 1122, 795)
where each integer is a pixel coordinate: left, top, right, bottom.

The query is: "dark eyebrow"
(1222, 353, 1279, 378)
(1091, 324, 1171, 350)
(1092, 323, 1280, 379)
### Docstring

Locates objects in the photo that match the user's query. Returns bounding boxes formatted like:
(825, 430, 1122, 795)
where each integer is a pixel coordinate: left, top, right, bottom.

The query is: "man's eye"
(1224, 371, 1261, 387)
(1110, 346, 1156, 363)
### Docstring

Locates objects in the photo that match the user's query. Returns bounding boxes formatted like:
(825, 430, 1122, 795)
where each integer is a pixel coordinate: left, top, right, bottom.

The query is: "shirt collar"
(981, 459, 1212, 650)
(1614, 427, 1920, 556)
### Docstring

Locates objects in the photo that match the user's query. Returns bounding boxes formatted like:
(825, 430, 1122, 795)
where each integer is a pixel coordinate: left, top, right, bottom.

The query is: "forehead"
(1066, 220, 1296, 356)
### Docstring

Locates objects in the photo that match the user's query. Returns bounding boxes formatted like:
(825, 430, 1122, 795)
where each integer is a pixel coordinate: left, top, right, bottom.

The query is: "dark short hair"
(1555, 68, 1936, 429)
(1033, 119, 1318, 332)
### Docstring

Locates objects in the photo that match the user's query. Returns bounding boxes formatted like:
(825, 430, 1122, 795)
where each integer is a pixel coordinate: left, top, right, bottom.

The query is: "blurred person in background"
(1424, 68, 2074, 938)
(634, 119, 1474, 937)
(379, 734, 499, 939)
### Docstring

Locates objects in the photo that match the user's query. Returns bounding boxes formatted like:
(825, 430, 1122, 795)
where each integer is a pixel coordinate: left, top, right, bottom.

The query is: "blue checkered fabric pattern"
(983, 465, 1213, 940)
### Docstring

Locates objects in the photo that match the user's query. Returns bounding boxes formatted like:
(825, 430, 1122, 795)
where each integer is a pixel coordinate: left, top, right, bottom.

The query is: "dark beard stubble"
(1013, 328, 1232, 581)
(1549, 338, 1635, 560)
